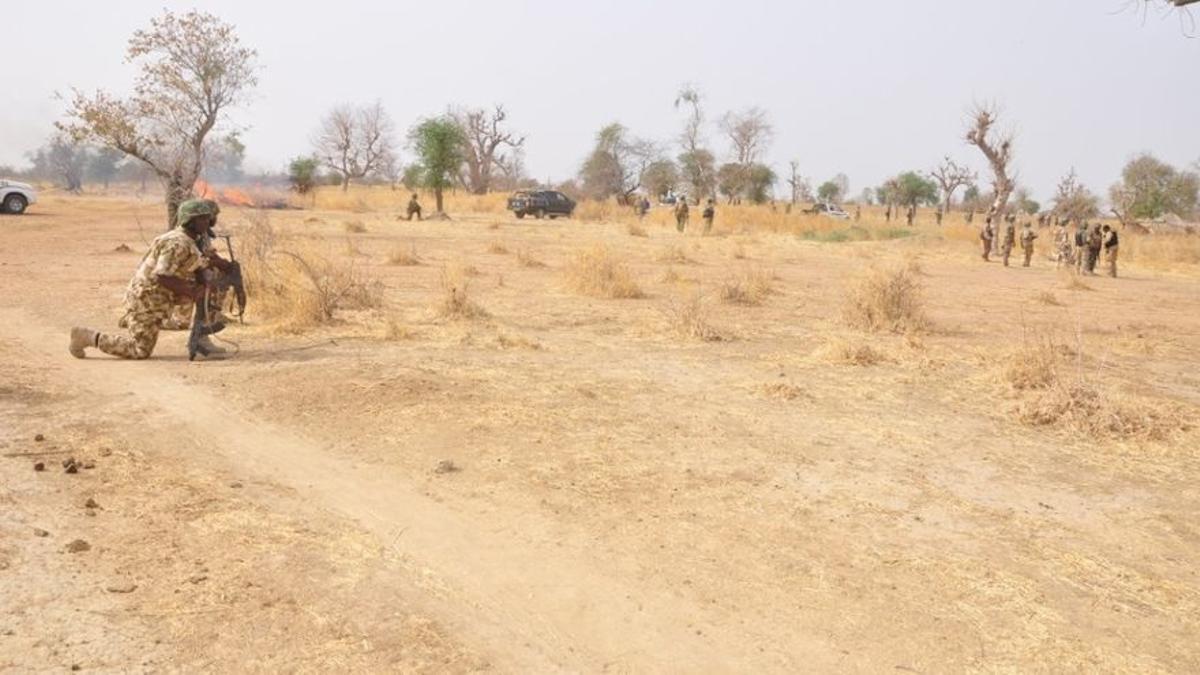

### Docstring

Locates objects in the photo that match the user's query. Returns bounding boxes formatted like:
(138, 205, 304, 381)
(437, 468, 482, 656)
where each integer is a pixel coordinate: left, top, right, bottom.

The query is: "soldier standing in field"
(1054, 221, 1072, 269)
(1074, 221, 1088, 274)
(935, 208, 943, 225)
(854, 204, 861, 221)
(1084, 223, 1103, 275)
(980, 217, 995, 262)
(702, 199, 715, 235)
(674, 197, 689, 233)
(906, 203, 916, 227)
(70, 199, 232, 360)
(1102, 224, 1120, 278)
(406, 193, 422, 221)
(1000, 219, 1016, 267)
(1020, 221, 1038, 267)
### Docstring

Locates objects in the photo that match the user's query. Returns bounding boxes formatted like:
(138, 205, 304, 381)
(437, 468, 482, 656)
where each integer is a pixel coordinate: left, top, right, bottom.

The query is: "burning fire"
(193, 179, 289, 209)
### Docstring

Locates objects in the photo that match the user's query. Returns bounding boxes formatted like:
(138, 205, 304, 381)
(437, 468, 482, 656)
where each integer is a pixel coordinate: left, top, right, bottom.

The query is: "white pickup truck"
(1, 179, 37, 214)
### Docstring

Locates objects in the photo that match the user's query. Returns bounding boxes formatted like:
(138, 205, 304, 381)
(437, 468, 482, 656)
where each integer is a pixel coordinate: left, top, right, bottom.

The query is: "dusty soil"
(2, 192, 1198, 673)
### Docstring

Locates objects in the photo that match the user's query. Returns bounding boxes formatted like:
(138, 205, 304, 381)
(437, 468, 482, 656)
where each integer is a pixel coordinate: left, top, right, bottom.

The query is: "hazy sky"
(2, 1, 1197, 202)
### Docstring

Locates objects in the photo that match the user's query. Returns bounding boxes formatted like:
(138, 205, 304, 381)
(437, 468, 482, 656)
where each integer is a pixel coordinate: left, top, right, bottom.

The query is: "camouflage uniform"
(98, 227, 204, 358)
(1084, 224, 1103, 275)
(1020, 223, 1037, 267)
(980, 221, 994, 261)
(701, 200, 715, 234)
(1074, 224, 1088, 274)
(1000, 222, 1016, 267)
(1102, 226, 1119, 278)
(406, 194, 422, 221)
(1053, 224, 1072, 269)
(674, 199, 689, 233)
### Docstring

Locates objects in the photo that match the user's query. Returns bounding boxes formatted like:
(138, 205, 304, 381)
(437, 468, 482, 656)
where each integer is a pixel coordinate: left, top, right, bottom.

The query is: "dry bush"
(656, 244, 692, 264)
(719, 266, 775, 306)
(487, 240, 510, 254)
(904, 255, 927, 276)
(496, 333, 542, 350)
(303, 216, 322, 224)
(1063, 275, 1093, 292)
(435, 264, 489, 320)
(1035, 290, 1062, 306)
(248, 244, 383, 329)
(819, 336, 887, 366)
(761, 382, 807, 401)
(668, 292, 725, 342)
(565, 245, 644, 299)
(1002, 334, 1067, 391)
(343, 220, 367, 233)
(516, 248, 546, 268)
(381, 316, 416, 341)
(387, 242, 421, 266)
(627, 223, 648, 237)
(841, 266, 928, 334)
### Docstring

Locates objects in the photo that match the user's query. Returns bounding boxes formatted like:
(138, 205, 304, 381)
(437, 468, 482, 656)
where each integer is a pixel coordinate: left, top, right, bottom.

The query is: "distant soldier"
(1020, 221, 1038, 267)
(638, 196, 651, 220)
(406, 193, 422, 221)
(885, 204, 892, 222)
(701, 199, 715, 234)
(935, 208, 943, 226)
(1102, 224, 1120, 278)
(905, 203, 916, 227)
(854, 204, 861, 221)
(674, 198, 689, 233)
(1074, 221, 1088, 274)
(1053, 222, 1072, 269)
(980, 218, 995, 262)
(1000, 220, 1016, 267)
(1084, 223, 1103, 275)
(965, 210, 975, 224)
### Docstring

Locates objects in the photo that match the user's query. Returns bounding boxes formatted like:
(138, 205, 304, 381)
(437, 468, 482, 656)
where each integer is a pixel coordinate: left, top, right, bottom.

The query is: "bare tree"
(1051, 168, 1099, 223)
(674, 84, 716, 200)
(313, 101, 396, 191)
(453, 105, 525, 194)
(786, 160, 808, 205)
(929, 156, 976, 214)
(59, 10, 257, 227)
(28, 134, 89, 192)
(579, 123, 659, 203)
(965, 105, 1015, 221)
(720, 107, 773, 166)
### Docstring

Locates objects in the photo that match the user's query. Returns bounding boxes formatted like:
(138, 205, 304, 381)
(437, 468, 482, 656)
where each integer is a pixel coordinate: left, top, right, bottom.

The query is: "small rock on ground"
(65, 539, 90, 553)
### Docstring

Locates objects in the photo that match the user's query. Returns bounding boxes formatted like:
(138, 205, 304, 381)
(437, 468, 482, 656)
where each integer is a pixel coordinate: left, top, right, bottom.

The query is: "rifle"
(187, 231, 247, 361)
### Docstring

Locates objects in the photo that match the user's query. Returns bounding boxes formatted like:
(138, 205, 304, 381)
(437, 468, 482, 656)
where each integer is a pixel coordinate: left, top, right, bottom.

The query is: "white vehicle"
(1, 179, 37, 215)
(814, 202, 850, 220)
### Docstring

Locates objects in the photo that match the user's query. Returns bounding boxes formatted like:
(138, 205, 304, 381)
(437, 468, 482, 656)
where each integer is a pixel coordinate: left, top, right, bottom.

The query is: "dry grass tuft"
(719, 266, 776, 306)
(247, 244, 383, 329)
(496, 333, 542, 350)
(627, 223, 648, 237)
(381, 317, 417, 341)
(841, 266, 928, 334)
(435, 265, 489, 320)
(565, 245, 644, 299)
(487, 221, 501, 230)
(487, 240, 510, 254)
(656, 244, 692, 264)
(668, 292, 726, 342)
(1064, 275, 1093, 292)
(516, 248, 546, 268)
(303, 216, 322, 224)
(761, 382, 807, 401)
(1035, 290, 1062, 306)
(387, 242, 421, 266)
(732, 243, 747, 260)
(343, 220, 367, 234)
(819, 336, 888, 366)
(1002, 334, 1068, 391)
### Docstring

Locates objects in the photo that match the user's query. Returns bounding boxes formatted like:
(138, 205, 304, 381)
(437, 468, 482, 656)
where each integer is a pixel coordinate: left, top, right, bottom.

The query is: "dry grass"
(1064, 275, 1093, 292)
(343, 220, 367, 234)
(627, 223, 648, 237)
(841, 266, 928, 334)
(381, 317, 417, 341)
(719, 266, 775, 306)
(656, 244, 692, 265)
(732, 243, 747, 260)
(496, 333, 542, 350)
(565, 245, 644, 299)
(486, 241, 510, 255)
(387, 242, 421, 266)
(516, 248, 546, 268)
(668, 292, 725, 342)
(1002, 334, 1069, 391)
(434, 264, 489, 320)
(818, 336, 888, 366)
(1035, 290, 1062, 306)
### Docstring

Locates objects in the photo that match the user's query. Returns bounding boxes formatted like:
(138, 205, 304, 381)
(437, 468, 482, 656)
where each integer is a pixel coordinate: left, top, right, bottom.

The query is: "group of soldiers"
(69, 198, 234, 360)
(668, 197, 716, 234)
(979, 214, 1119, 277)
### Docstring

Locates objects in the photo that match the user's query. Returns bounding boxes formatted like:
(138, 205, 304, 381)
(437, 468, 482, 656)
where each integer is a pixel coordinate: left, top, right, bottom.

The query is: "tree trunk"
(341, 175, 350, 192)
(165, 180, 187, 230)
(435, 187, 444, 213)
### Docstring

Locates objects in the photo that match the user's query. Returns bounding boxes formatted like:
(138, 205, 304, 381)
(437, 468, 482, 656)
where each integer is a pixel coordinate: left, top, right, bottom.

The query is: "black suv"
(507, 190, 575, 219)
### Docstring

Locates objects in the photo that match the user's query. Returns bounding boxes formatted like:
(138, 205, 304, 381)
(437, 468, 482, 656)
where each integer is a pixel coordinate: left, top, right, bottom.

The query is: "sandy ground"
(1, 192, 1198, 673)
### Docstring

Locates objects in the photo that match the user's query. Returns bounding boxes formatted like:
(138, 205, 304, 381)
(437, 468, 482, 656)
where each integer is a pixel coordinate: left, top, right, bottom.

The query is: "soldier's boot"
(69, 327, 98, 359)
(194, 334, 227, 356)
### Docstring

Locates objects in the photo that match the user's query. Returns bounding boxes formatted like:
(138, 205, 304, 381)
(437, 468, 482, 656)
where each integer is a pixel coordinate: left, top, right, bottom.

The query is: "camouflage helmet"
(201, 198, 221, 217)
(175, 198, 216, 228)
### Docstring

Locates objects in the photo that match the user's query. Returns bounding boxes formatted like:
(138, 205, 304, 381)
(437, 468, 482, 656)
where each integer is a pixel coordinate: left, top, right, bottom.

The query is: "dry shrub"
(1002, 334, 1067, 391)
(387, 242, 421, 266)
(381, 317, 416, 341)
(1064, 275, 1093, 292)
(343, 220, 367, 233)
(819, 336, 887, 366)
(516, 248, 546, 268)
(656, 244, 692, 264)
(251, 244, 383, 329)
(565, 245, 644, 299)
(496, 333, 542, 350)
(761, 383, 806, 401)
(435, 264, 489, 320)
(668, 292, 725, 342)
(303, 216, 323, 224)
(487, 240, 510, 254)
(841, 266, 928, 333)
(627, 223, 648, 237)
(904, 255, 926, 276)
(719, 266, 775, 306)
(1035, 290, 1062, 306)
(660, 267, 682, 283)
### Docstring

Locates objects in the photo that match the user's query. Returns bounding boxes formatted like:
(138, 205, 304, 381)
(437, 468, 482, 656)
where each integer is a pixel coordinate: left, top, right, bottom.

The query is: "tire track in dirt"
(2, 309, 838, 673)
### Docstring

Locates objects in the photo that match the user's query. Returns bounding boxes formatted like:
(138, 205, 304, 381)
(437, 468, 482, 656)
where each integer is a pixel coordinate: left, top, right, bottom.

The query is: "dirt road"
(2, 193, 1198, 672)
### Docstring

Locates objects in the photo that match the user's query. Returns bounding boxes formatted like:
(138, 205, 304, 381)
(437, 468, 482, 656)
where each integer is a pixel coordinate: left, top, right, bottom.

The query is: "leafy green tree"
(641, 159, 678, 200)
(817, 181, 841, 203)
(87, 147, 124, 188)
(717, 163, 745, 204)
(1110, 154, 1199, 220)
(745, 164, 776, 204)
(287, 156, 319, 195)
(408, 116, 467, 214)
(892, 171, 939, 208)
(1051, 169, 1098, 222)
(677, 148, 716, 200)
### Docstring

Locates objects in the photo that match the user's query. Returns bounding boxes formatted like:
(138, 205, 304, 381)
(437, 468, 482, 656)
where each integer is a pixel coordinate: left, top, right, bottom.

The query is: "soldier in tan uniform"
(674, 197, 689, 233)
(999, 220, 1016, 267)
(1054, 222, 1072, 269)
(980, 218, 995, 261)
(406, 193, 422, 221)
(1102, 224, 1119, 278)
(1019, 221, 1038, 267)
(70, 200, 225, 360)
